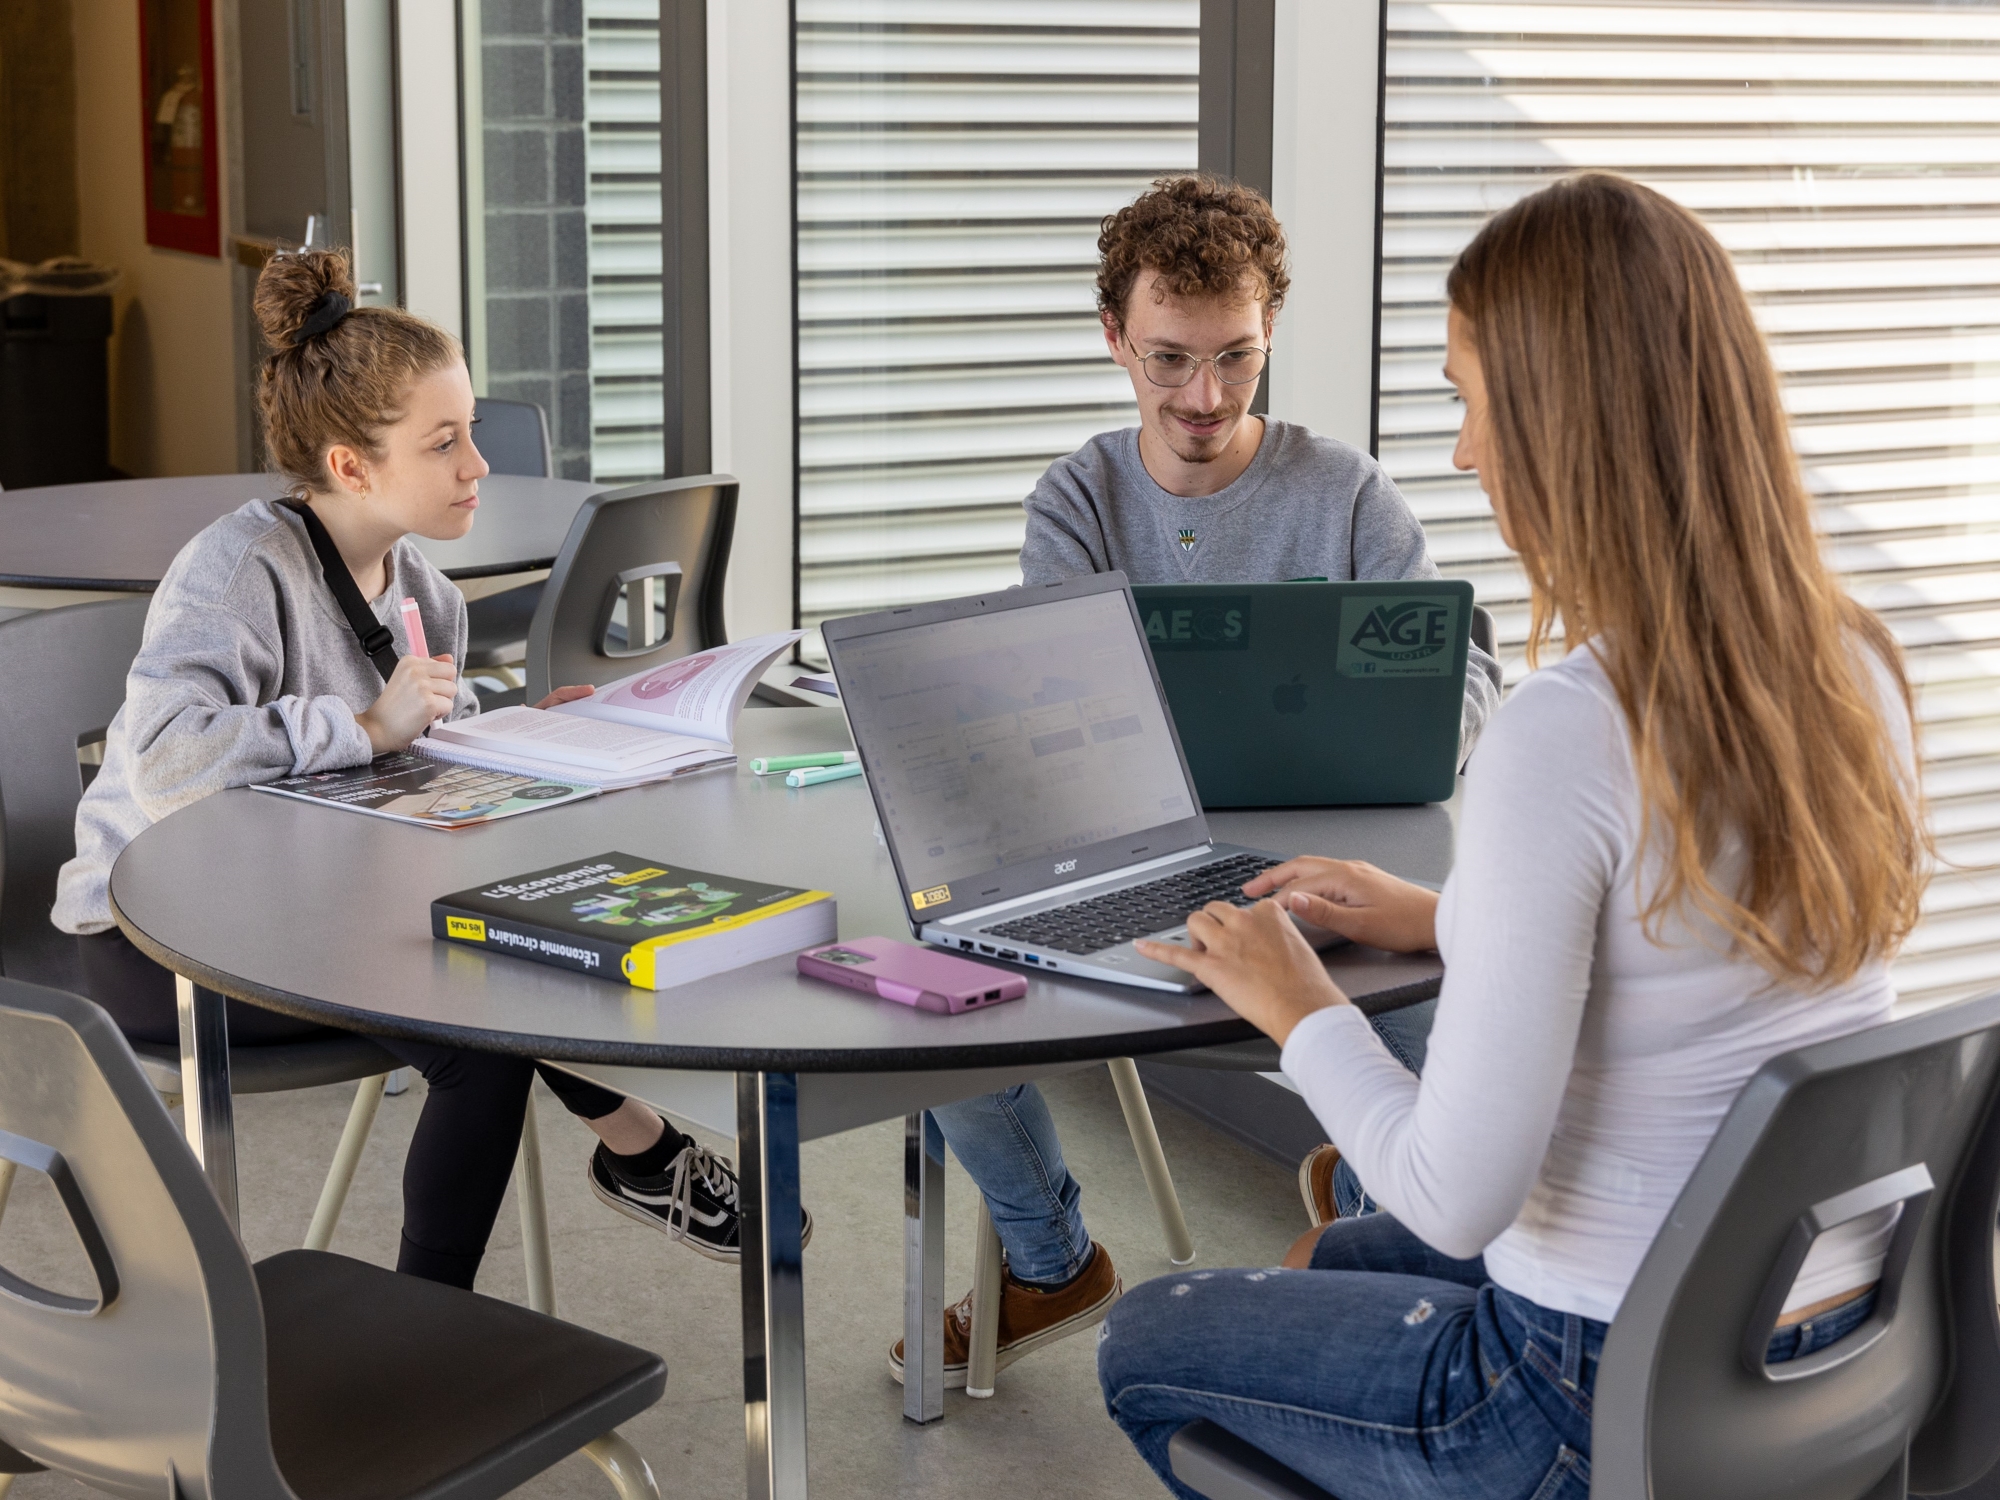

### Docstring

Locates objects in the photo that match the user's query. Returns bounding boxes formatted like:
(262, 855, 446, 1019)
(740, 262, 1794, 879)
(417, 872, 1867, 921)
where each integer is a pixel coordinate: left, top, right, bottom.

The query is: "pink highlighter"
(797, 936, 1027, 1015)
(399, 597, 429, 659)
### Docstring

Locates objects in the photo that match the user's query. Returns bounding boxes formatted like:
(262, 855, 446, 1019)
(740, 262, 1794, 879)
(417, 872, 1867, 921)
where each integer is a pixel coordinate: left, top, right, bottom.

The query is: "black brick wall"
(481, 0, 592, 480)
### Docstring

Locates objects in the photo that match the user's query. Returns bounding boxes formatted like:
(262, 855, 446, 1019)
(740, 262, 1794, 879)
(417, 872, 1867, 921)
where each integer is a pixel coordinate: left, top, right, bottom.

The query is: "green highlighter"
(785, 762, 864, 789)
(750, 751, 859, 776)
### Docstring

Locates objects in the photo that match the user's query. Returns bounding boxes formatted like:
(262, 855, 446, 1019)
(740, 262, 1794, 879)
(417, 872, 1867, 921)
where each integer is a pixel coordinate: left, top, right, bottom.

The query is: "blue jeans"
(1098, 1213, 1877, 1500)
(1099, 1213, 1598, 1500)
(932, 1003, 1441, 1287)
(1337, 999, 1436, 1217)
(930, 1083, 1091, 1286)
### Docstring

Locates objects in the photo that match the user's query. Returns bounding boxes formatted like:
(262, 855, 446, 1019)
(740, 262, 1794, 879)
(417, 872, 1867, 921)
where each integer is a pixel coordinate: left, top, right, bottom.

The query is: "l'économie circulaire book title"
(432, 851, 834, 990)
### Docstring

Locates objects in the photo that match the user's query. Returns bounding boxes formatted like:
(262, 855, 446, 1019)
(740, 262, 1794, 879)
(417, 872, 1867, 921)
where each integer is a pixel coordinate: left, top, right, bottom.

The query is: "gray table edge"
(108, 886, 1442, 1072)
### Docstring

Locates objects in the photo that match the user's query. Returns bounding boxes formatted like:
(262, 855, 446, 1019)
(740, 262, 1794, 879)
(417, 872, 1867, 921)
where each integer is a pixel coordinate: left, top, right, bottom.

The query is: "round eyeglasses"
(1125, 334, 1270, 388)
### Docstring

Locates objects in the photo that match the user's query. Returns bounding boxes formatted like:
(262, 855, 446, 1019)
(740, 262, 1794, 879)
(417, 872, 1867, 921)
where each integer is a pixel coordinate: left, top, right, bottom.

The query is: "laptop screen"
(831, 585, 1204, 919)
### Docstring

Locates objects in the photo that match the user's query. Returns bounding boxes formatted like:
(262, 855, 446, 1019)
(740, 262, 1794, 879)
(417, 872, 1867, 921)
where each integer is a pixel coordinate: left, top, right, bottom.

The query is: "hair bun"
(253, 247, 358, 352)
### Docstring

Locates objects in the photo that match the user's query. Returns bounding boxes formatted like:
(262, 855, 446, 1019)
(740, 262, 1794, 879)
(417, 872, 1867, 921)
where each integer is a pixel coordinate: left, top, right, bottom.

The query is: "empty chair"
(0, 600, 553, 1284)
(463, 398, 559, 676)
(523, 474, 738, 702)
(1164, 990, 2000, 1500)
(0, 978, 665, 1500)
(473, 396, 552, 480)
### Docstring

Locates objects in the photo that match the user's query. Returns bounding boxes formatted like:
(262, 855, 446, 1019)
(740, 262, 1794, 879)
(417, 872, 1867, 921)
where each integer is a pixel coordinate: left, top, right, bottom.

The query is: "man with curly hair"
(889, 177, 1500, 1396)
(1024, 173, 1499, 745)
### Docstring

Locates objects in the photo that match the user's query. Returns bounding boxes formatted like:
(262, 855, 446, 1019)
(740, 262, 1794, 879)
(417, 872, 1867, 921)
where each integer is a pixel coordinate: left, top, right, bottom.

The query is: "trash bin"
(0, 257, 120, 490)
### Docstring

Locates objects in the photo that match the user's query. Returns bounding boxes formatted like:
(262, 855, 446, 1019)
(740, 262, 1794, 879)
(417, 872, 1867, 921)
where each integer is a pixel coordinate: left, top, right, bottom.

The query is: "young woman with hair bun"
(52, 248, 785, 1284)
(1096, 174, 1929, 1498)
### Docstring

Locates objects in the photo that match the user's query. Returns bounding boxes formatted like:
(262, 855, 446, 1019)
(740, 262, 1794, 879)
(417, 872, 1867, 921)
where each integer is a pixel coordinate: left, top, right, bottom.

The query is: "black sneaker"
(587, 1141, 812, 1262)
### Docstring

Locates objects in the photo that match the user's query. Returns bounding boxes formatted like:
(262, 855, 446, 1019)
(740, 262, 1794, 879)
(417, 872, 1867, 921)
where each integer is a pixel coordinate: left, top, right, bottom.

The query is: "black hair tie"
(294, 290, 352, 345)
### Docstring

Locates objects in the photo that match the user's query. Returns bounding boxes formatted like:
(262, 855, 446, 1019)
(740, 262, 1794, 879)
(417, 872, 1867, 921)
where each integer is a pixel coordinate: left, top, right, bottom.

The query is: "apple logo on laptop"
(1272, 676, 1307, 714)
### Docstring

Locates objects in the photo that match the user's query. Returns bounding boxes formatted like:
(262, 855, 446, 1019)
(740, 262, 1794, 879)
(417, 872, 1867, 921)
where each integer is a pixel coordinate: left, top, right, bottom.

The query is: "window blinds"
(1379, 1, 2000, 1008)
(794, 1, 1200, 659)
(586, 0, 667, 485)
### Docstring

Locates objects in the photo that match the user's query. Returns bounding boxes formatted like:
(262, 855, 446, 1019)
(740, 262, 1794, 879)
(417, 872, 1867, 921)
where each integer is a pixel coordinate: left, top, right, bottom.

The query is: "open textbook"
(418, 630, 803, 789)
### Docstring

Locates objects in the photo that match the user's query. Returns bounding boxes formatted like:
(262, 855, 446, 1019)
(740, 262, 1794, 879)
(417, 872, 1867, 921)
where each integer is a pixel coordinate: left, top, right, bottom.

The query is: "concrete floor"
(3, 1065, 1312, 1500)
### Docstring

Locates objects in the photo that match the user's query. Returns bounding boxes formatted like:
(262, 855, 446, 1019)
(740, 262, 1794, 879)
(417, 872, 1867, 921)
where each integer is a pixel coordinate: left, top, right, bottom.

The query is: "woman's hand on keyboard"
(1136, 898, 1348, 1046)
(1241, 858, 1440, 954)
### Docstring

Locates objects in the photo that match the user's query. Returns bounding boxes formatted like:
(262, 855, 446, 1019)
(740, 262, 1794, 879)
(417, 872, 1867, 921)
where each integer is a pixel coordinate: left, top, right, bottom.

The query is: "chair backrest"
(1592, 991, 2000, 1500)
(0, 979, 291, 1500)
(471, 398, 551, 479)
(523, 474, 739, 702)
(0, 599, 150, 979)
(1470, 604, 1495, 658)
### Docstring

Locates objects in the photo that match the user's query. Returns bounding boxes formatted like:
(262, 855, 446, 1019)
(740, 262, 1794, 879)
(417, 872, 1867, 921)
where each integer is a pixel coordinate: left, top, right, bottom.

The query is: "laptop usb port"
(1024, 953, 1041, 964)
(997, 948, 1019, 961)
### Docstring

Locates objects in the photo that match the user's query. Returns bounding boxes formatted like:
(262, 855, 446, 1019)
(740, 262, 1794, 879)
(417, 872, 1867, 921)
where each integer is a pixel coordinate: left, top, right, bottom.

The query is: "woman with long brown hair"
(1095, 172, 1927, 1499)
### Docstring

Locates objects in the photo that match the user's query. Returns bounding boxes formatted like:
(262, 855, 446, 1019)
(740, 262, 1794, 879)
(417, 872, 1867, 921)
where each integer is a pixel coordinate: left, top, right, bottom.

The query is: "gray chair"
(0, 601, 554, 1293)
(0, 978, 664, 1500)
(523, 474, 739, 703)
(464, 397, 557, 675)
(473, 396, 552, 480)
(1165, 991, 2000, 1499)
(1470, 603, 1495, 658)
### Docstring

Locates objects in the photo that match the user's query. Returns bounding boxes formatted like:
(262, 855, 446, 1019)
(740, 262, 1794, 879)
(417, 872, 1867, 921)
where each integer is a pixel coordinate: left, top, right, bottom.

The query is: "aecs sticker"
(912, 884, 952, 911)
(445, 916, 487, 941)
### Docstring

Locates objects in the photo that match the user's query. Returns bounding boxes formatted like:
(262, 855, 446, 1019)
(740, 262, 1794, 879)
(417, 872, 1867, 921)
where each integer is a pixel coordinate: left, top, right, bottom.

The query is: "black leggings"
(79, 930, 628, 1287)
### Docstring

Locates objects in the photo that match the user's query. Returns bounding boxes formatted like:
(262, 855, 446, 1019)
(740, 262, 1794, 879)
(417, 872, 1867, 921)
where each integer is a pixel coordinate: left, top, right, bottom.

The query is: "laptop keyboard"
(985, 853, 1281, 957)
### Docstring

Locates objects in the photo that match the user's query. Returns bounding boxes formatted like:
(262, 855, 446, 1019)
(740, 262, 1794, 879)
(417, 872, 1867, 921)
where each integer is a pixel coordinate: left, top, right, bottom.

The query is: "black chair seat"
(257, 1249, 665, 1500)
(4, 929, 398, 1096)
(1169, 1422, 1335, 1500)
(463, 583, 544, 671)
(127, 1033, 398, 1094)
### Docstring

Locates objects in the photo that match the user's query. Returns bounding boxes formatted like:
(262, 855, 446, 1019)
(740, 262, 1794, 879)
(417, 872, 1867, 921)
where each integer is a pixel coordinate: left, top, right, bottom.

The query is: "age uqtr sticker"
(1334, 596, 1461, 678)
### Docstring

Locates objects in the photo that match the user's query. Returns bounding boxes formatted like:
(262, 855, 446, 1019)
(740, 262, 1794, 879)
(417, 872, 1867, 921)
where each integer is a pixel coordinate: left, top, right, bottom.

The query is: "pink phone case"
(796, 936, 1027, 1015)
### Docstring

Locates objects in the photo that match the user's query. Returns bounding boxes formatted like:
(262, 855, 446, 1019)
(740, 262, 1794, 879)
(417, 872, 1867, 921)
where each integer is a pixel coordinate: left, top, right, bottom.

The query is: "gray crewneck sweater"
(52, 497, 477, 935)
(1019, 418, 1503, 751)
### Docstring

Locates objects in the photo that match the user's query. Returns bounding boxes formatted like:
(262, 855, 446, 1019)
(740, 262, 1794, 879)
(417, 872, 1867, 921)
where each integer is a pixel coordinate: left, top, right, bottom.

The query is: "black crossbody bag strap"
(282, 499, 401, 683)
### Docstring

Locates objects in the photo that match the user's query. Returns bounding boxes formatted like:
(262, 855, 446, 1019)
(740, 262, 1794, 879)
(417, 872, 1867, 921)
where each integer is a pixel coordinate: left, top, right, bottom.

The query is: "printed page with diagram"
(552, 630, 805, 740)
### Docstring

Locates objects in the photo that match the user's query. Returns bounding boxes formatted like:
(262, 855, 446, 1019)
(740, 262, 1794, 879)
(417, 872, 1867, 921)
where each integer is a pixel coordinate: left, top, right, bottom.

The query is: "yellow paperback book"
(432, 851, 835, 990)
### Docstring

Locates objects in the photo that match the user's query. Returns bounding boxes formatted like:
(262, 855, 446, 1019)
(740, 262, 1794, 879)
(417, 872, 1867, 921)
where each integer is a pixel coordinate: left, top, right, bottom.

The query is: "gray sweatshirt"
(53, 498, 477, 934)
(1019, 418, 1503, 752)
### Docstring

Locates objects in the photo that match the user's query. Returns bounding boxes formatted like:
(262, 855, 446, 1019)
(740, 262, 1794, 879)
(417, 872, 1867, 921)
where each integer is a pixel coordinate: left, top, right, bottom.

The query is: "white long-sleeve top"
(1281, 644, 1909, 1324)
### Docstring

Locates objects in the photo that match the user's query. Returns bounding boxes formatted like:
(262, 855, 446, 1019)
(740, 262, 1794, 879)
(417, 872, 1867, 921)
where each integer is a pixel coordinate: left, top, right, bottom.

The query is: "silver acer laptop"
(822, 571, 1295, 993)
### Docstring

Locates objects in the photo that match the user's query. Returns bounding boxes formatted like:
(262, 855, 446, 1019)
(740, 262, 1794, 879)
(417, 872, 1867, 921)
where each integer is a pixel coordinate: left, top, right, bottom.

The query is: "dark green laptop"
(1132, 580, 1472, 808)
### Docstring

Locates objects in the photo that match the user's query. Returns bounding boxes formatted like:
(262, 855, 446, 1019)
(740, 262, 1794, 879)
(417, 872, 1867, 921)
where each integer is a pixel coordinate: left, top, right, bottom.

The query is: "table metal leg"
(175, 975, 238, 1227)
(738, 1071, 808, 1500)
(902, 1110, 945, 1423)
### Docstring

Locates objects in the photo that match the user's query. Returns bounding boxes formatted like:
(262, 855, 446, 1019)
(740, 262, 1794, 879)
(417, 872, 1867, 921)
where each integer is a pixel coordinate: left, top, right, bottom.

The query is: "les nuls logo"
(1334, 596, 1460, 678)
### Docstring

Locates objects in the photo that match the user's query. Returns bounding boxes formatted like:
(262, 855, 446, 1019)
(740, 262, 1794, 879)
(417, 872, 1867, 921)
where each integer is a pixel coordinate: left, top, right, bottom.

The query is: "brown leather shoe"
(890, 1241, 1121, 1391)
(1299, 1144, 1341, 1227)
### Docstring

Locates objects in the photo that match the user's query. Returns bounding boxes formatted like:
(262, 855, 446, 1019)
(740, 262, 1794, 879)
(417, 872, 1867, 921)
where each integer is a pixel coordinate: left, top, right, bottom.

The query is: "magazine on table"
(419, 630, 802, 787)
(254, 753, 599, 829)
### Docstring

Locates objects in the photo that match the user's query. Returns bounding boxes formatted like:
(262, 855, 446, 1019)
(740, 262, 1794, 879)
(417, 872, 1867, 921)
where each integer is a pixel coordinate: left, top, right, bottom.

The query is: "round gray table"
(0, 473, 600, 590)
(110, 706, 1453, 1498)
